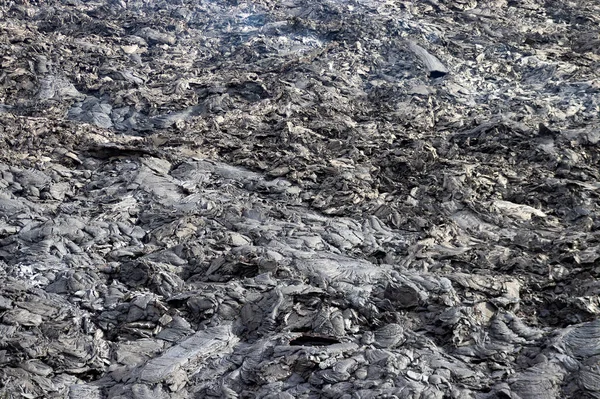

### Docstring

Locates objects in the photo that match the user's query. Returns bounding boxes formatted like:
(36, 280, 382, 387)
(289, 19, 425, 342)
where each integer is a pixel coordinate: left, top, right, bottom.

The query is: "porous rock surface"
(0, 0, 599, 398)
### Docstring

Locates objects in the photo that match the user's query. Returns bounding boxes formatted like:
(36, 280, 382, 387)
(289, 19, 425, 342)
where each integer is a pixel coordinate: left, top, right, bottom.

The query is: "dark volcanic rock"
(0, 0, 599, 398)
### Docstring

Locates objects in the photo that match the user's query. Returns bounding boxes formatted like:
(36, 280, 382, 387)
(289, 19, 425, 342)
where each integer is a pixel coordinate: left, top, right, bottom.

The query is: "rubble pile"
(0, 0, 599, 398)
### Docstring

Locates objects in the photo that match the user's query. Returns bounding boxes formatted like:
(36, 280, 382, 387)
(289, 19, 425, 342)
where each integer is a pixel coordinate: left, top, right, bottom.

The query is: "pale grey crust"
(0, 0, 599, 398)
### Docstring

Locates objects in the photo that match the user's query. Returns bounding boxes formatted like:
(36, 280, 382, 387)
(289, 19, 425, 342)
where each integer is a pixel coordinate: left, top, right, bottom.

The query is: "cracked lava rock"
(0, 0, 600, 398)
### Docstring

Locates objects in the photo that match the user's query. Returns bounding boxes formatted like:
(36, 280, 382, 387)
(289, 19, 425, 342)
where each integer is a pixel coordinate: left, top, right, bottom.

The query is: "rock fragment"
(408, 41, 450, 78)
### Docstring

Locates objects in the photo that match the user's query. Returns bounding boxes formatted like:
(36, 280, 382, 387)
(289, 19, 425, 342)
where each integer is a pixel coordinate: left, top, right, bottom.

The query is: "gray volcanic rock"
(0, 0, 599, 398)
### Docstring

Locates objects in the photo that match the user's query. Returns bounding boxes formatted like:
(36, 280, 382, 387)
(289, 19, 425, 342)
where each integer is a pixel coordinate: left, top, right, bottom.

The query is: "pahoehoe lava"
(0, 0, 599, 398)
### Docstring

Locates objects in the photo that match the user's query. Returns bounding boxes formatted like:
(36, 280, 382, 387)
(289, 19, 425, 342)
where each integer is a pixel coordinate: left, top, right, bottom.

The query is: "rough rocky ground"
(0, 0, 599, 398)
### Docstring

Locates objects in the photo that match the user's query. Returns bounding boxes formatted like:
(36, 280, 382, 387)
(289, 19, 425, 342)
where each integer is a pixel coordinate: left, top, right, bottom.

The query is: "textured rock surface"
(0, 0, 599, 398)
